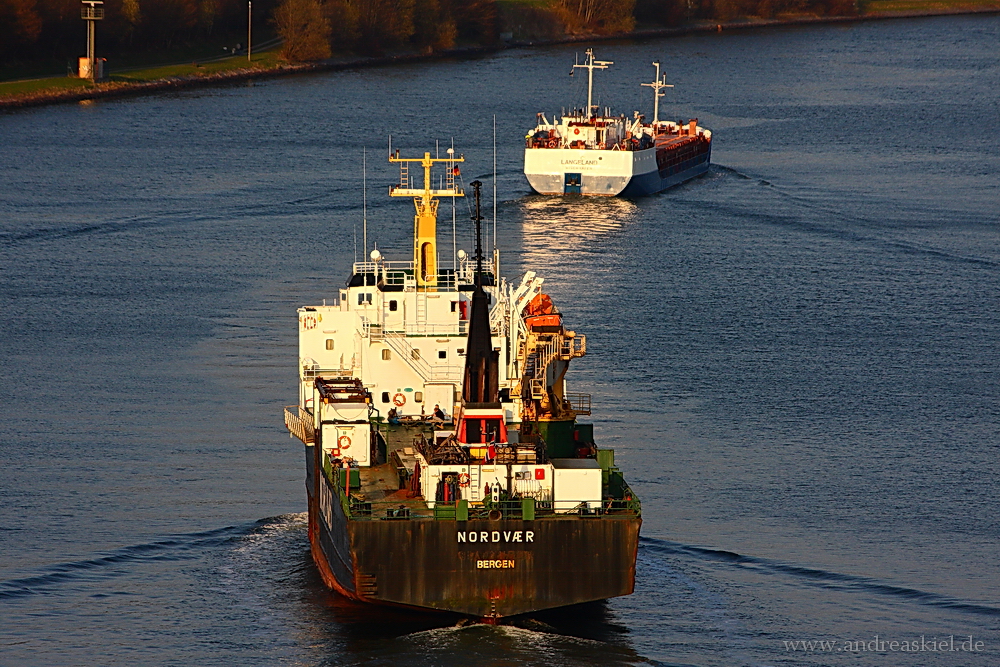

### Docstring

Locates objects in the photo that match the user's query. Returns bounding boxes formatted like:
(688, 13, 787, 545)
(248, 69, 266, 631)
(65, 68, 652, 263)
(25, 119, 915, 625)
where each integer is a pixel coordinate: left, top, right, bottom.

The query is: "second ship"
(524, 49, 712, 197)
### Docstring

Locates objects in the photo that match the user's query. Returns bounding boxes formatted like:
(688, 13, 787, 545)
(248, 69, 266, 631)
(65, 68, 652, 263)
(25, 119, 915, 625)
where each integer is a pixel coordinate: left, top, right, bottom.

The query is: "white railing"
(360, 318, 384, 341)
(351, 256, 498, 290)
(364, 315, 467, 339)
(301, 356, 358, 383)
(384, 333, 464, 382)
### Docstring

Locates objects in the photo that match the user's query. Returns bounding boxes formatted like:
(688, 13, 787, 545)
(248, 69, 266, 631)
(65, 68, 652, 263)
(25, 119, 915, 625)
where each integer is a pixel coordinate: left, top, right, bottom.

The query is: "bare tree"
(275, 0, 332, 61)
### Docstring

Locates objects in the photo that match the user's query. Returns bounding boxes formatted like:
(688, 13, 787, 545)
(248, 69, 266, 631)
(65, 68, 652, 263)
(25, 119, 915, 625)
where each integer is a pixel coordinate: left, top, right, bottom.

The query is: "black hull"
(305, 443, 641, 618)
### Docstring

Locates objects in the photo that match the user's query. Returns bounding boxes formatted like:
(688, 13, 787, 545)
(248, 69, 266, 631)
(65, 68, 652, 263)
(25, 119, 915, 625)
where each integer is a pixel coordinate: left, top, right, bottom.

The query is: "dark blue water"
(3, 15, 1000, 666)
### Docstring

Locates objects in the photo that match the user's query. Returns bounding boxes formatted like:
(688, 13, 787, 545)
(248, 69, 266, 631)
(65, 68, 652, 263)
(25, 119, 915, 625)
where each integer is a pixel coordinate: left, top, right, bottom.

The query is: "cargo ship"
(524, 50, 712, 197)
(283, 150, 641, 619)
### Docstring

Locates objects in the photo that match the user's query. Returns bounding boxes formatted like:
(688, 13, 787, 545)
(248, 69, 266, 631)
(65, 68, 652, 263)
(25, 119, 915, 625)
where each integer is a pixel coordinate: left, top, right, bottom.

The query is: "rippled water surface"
(2, 15, 1000, 666)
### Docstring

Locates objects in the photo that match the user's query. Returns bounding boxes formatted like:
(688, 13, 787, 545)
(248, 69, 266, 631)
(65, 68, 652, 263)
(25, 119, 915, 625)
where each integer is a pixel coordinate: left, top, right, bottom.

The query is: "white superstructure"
(297, 254, 546, 423)
(296, 153, 560, 431)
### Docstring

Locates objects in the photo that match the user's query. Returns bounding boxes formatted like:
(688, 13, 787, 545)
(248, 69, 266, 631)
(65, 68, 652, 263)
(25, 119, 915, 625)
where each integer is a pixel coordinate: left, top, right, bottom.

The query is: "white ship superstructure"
(524, 51, 712, 197)
(295, 152, 580, 430)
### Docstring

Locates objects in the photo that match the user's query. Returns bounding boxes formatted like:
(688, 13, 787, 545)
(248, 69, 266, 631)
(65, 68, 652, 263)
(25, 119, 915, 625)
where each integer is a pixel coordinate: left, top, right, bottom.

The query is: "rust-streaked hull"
(305, 444, 640, 618)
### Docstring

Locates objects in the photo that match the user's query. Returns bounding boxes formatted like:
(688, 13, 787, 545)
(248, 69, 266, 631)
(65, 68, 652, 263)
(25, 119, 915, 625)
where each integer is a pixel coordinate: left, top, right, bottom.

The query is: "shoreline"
(2, 7, 998, 112)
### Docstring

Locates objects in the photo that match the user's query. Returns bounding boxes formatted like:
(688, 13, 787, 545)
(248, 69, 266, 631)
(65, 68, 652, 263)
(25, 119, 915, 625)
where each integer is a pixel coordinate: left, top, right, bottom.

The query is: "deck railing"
(351, 258, 497, 289)
(564, 392, 592, 415)
(328, 487, 640, 521)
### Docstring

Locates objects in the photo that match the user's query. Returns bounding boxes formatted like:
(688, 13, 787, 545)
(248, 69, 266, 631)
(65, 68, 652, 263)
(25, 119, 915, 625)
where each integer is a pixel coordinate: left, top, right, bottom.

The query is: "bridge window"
(325, 339, 335, 350)
(438, 350, 447, 359)
(382, 349, 391, 361)
(381, 392, 390, 403)
(389, 300, 398, 312)
(411, 349, 421, 360)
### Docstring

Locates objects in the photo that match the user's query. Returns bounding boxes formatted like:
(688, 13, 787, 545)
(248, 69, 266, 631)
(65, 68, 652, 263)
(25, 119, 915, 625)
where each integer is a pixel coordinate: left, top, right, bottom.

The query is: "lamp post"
(247, 1, 252, 62)
(81, 0, 104, 82)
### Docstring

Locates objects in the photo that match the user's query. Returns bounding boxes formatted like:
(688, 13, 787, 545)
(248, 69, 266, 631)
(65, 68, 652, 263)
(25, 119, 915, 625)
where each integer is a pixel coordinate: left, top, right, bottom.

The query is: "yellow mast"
(389, 151, 464, 288)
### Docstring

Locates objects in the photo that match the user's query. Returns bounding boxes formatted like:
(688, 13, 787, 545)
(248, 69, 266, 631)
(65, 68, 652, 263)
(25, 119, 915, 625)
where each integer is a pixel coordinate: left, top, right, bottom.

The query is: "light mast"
(573, 48, 613, 119)
(389, 151, 464, 288)
(641, 61, 674, 125)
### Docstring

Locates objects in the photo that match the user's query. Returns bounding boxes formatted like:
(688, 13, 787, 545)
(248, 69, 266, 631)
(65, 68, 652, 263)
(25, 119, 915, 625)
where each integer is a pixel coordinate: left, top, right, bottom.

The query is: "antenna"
(641, 61, 674, 125)
(492, 115, 497, 253)
(470, 180, 484, 286)
(363, 147, 368, 261)
(573, 48, 613, 119)
(450, 139, 457, 272)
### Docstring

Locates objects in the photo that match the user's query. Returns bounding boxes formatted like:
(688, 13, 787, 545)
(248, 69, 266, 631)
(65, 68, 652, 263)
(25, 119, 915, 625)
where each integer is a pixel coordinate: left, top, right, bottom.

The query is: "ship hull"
(524, 142, 711, 197)
(305, 443, 641, 618)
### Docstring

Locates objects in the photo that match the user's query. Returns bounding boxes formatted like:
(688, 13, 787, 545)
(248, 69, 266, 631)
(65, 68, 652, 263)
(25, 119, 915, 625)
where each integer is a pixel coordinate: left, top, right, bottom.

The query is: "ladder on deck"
(469, 466, 481, 502)
(415, 291, 428, 331)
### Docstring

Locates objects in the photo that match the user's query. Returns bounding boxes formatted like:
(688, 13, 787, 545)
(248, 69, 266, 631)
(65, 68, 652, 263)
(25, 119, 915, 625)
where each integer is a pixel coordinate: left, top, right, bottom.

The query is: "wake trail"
(0, 516, 296, 600)
(640, 536, 1000, 618)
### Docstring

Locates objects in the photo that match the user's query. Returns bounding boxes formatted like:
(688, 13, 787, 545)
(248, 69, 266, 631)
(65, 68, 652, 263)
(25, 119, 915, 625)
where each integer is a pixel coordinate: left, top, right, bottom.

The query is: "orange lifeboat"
(524, 293, 562, 329)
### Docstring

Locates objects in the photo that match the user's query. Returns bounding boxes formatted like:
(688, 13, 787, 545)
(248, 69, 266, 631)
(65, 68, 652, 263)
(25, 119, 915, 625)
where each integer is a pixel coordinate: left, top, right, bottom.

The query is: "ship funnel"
(461, 181, 500, 409)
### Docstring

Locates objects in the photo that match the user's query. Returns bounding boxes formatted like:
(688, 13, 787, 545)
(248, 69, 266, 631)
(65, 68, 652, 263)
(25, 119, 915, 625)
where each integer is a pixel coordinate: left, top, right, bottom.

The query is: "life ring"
(458, 473, 470, 487)
(574, 128, 580, 135)
(547, 138, 558, 149)
(392, 393, 406, 407)
(302, 315, 317, 330)
(338, 435, 351, 450)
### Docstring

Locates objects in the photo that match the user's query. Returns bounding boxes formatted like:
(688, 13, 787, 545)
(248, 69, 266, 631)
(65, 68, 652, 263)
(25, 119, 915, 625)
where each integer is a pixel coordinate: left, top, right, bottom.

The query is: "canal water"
(2, 14, 999, 666)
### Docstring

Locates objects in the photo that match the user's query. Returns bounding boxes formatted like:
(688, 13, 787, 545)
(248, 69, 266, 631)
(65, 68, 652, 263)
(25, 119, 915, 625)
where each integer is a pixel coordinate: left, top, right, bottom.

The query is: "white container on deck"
(551, 458, 601, 512)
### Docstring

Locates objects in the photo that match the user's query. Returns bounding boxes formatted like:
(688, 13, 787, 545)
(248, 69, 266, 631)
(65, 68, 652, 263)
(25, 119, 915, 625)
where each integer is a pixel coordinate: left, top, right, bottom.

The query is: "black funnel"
(462, 182, 500, 409)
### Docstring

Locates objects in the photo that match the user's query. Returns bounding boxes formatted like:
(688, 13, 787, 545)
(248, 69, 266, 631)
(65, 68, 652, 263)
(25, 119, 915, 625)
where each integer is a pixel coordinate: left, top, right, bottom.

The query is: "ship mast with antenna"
(389, 151, 464, 288)
(641, 61, 674, 125)
(573, 48, 613, 119)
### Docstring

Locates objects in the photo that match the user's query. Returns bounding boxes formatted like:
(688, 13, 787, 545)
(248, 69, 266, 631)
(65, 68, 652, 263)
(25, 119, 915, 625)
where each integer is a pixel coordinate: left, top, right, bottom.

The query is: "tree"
(274, 0, 332, 62)
(0, 0, 43, 56)
(412, 0, 456, 51)
(353, 0, 415, 53)
(324, 0, 359, 52)
(121, 0, 142, 42)
(450, 0, 496, 44)
(558, 0, 635, 33)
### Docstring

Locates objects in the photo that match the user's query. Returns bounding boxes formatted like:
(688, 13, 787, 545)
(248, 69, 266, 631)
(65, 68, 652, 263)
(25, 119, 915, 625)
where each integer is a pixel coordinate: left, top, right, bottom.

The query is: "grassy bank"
(0, 51, 288, 107)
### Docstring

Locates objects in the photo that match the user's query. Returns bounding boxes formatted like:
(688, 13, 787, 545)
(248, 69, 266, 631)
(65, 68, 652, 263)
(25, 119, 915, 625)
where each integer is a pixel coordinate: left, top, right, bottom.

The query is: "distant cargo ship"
(283, 150, 641, 619)
(524, 50, 712, 197)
